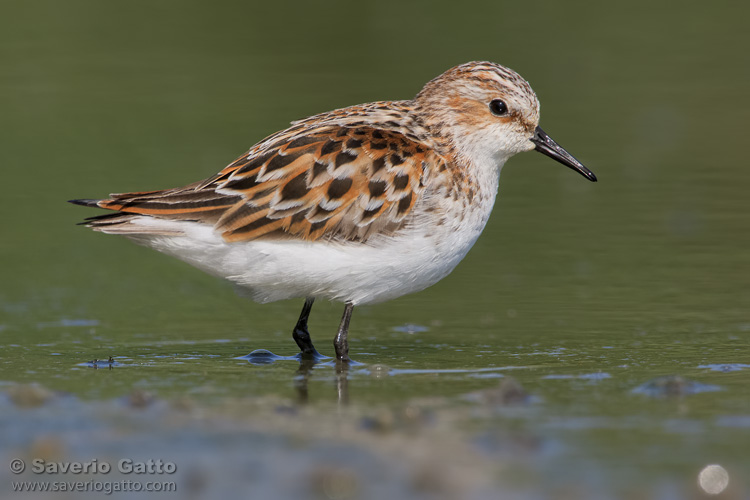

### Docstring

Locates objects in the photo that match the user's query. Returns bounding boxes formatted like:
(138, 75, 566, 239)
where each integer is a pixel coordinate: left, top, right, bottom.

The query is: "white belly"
(122, 167, 501, 305)
(126, 216, 484, 305)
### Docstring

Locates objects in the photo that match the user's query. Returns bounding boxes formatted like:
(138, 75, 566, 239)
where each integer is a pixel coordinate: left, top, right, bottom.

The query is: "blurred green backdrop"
(2, 0, 748, 331)
(1, 0, 749, 498)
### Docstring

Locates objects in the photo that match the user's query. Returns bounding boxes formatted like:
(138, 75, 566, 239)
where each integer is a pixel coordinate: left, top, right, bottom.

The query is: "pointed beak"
(530, 126, 597, 182)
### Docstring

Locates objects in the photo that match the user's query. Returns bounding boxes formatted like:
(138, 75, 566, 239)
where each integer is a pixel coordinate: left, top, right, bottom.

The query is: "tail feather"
(78, 212, 134, 226)
(74, 212, 188, 236)
(68, 199, 103, 208)
(69, 198, 205, 236)
(68, 184, 235, 236)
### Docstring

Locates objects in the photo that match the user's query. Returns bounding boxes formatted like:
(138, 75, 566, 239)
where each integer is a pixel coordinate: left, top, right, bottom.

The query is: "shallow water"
(2, 1, 750, 498)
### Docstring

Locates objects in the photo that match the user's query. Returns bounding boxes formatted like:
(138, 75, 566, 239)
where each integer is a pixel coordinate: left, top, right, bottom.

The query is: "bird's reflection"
(239, 349, 352, 405)
(336, 362, 349, 405)
(294, 356, 316, 403)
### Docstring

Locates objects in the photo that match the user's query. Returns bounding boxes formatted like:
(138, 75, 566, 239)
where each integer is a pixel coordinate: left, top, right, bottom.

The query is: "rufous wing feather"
(87, 123, 432, 243)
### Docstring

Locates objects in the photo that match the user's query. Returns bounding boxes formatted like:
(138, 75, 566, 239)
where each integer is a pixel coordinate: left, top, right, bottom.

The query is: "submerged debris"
(360, 405, 433, 434)
(632, 376, 721, 397)
(466, 377, 531, 406)
(309, 465, 359, 500)
(368, 364, 391, 378)
(392, 324, 429, 334)
(698, 363, 750, 373)
(127, 389, 156, 409)
(7, 383, 55, 408)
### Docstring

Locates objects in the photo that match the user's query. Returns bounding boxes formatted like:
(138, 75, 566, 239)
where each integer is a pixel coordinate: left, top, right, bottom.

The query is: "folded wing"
(80, 123, 433, 243)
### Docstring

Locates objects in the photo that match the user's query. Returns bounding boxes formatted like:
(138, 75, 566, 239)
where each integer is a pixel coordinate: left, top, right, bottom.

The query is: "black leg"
(333, 302, 354, 363)
(293, 297, 320, 357)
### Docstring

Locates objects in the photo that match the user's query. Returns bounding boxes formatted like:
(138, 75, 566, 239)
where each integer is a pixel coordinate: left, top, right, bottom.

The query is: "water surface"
(1, 1, 749, 498)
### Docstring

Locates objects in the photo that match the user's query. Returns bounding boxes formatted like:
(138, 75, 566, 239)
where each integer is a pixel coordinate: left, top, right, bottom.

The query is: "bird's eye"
(489, 99, 508, 116)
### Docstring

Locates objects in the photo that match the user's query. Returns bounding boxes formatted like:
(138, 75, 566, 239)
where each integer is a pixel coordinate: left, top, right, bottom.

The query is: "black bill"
(530, 126, 597, 182)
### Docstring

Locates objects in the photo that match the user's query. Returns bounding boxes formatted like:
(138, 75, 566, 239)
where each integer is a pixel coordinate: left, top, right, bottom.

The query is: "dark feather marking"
(321, 140, 339, 156)
(308, 205, 335, 220)
(372, 156, 386, 173)
(397, 192, 413, 214)
(226, 174, 260, 191)
(311, 161, 328, 180)
(327, 178, 352, 199)
(131, 197, 238, 211)
(236, 150, 275, 175)
(233, 216, 275, 236)
(280, 173, 309, 200)
(368, 180, 387, 198)
(309, 220, 327, 234)
(290, 212, 306, 225)
(346, 138, 362, 149)
(80, 212, 128, 224)
(248, 187, 276, 202)
(220, 204, 262, 228)
(265, 149, 305, 172)
(335, 151, 358, 168)
(109, 190, 163, 200)
(288, 135, 323, 149)
(361, 205, 383, 220)
(393, 173, 409, 191)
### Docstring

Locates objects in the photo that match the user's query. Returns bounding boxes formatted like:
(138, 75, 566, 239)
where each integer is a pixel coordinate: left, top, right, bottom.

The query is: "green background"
(1, 1, 749, 498)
